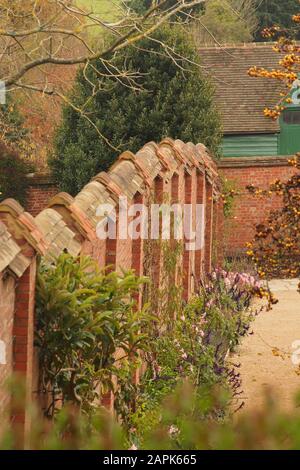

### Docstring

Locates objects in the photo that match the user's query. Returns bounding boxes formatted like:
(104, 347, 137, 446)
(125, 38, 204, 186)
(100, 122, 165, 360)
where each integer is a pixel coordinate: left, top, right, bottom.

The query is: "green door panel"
(222, 134, 278, 157)
(279, 108, 300, 155)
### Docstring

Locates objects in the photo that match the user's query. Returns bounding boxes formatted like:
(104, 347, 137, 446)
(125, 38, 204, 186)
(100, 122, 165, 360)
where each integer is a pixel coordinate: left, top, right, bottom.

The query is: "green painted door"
(222, 134, 278, 157)
(279, 108, 300, 155)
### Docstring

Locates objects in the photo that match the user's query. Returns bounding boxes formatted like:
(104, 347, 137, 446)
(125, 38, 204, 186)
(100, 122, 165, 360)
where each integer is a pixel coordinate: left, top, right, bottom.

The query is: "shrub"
(50, 25, 222, 195)
(0, 142, 32, 205)
(140, 381, 300, 450)
(2, 378, 300, 450)
(128, 269, 269, 446)
(0, 264, 277, 450)
(35, 253, 150, 418)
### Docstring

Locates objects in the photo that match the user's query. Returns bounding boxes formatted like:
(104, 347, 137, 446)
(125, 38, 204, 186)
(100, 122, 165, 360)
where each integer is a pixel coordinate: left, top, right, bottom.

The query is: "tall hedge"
(50, 26, 222, 195)
(0, 142, 31, 205)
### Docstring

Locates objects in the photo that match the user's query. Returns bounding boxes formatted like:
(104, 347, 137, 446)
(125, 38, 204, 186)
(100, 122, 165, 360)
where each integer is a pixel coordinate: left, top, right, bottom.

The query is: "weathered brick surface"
(183, 171, 193, 299)
(0, 274, 15, 418)
(195, 171, 206, 280)
(219, 157, 297, 255)
(12, 260, 37, 436)
(26, 175, 58, 216)
(0, 139, 222, 428)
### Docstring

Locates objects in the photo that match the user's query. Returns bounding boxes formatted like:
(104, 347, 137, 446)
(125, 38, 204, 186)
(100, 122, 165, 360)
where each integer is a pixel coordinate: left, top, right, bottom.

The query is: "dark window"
(282, 110, 300, 125)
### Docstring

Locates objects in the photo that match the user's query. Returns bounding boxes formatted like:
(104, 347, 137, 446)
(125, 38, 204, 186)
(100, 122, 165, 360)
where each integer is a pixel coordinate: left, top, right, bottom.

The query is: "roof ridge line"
(198, 41, 279, 50)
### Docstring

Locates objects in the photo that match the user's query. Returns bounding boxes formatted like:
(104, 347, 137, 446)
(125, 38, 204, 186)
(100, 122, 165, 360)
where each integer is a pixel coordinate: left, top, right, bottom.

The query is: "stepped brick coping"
(0, 139, 221, 271)
(26, 173, 56, 185)
(218, 156, 292, 169)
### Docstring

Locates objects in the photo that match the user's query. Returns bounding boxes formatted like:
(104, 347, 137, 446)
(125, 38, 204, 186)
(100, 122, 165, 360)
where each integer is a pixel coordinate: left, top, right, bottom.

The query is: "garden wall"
(0, 272, 15, 418)
(26, 174, 58, 217)
(25, 156, 297, 260)
(0, 138, 223, 438)
(219, 156, 298, 256)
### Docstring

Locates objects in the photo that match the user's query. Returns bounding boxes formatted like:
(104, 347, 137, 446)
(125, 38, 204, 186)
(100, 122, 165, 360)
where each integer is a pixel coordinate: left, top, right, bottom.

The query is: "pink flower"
(168, 425, 179, 436)
(129, 444, 138, 450)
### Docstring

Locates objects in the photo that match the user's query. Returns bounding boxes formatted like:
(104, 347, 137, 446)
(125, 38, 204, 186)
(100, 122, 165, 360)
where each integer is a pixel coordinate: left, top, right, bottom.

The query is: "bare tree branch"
(1, 0, 207, 89)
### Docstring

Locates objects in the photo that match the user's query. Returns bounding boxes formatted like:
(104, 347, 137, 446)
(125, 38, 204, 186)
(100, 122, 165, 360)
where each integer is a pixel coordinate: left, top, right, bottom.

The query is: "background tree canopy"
(0, 97, 34, 205)
(255, 0, 300, 41)
(192, 0, 258, 44)
(50, 26, 222, 195)
(0, 142, 32, 205)
(128, 0, 205, 17)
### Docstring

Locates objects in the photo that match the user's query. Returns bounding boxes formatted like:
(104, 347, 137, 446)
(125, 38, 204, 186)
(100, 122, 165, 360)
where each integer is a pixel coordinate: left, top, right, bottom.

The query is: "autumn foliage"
(246, 155, 300, 288)
(248, 11, 300, 119)
(245, 8, 300, 291)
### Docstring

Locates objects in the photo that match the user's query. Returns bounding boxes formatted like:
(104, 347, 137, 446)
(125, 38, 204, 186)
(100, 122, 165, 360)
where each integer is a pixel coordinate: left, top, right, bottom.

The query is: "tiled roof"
(199, 43, 287, 135)
(0, 139, 220, 275)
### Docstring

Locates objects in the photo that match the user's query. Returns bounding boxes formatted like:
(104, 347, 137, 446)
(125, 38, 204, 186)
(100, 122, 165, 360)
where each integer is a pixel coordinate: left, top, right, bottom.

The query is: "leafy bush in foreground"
(35, 253, 150, 418)
(127, 269, 269, 446)
(0, 261, 276, 449)
(2, 379, 300, 450)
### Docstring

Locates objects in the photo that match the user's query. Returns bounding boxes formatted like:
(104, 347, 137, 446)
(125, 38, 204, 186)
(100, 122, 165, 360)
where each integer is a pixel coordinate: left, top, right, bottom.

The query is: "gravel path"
(231, 279, 300, 413)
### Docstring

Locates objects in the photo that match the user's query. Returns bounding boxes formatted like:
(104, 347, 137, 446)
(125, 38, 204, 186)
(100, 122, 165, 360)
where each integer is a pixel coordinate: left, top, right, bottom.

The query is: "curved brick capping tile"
(0, 139, 223, 438)
(0, 221, 30, 278)
(35, 208, 81, 261)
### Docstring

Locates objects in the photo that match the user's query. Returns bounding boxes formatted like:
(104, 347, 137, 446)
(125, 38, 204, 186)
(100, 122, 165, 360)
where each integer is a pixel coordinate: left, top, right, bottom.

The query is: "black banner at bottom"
(0, 450, 299, 466)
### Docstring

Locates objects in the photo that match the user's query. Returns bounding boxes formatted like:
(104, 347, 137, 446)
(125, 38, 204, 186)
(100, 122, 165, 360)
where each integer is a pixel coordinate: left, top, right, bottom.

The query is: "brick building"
(23, 43, 300, 256)
(200, 43, 300, 253)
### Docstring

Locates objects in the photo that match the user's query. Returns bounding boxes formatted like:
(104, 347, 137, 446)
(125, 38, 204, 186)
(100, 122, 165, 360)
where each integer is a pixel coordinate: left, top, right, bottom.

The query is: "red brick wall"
(219, 157, 297, 255)
(0, 274, 15, 418)
(0, 255, 37, 439)
(0, 146, 222, 430)
(26, 175, 58, 216)
(12, 259, 37, 438)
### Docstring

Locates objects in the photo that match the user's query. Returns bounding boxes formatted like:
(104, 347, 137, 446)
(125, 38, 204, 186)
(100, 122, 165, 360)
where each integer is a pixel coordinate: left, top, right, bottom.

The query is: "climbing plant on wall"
(246, 155, 300, 288)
